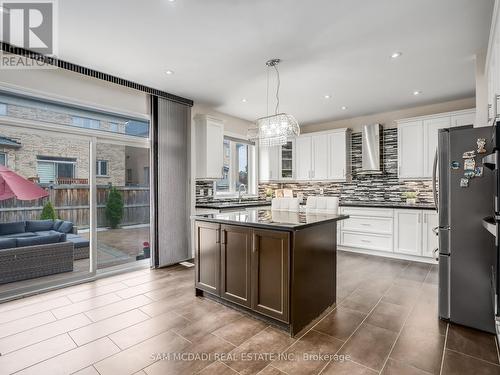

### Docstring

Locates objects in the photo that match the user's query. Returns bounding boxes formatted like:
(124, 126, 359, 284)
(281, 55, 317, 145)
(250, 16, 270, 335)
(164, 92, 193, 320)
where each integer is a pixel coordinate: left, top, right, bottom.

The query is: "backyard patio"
(0, 225, 151, 297)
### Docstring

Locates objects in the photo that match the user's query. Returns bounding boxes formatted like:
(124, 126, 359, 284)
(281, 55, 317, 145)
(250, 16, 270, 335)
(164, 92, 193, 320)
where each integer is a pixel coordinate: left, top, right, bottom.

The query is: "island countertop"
(193, 208, 348, 231)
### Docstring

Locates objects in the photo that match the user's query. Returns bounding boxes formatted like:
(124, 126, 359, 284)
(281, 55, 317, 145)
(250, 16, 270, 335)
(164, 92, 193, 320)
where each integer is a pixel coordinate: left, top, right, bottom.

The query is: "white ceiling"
(57, 0, 494, 125)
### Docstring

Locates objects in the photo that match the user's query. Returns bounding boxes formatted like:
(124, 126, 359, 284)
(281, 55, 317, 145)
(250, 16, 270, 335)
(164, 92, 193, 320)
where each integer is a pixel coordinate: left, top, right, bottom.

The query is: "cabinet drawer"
(340, 207, 394, 218)
(342, 216, 393, 235)
(341, 231, 393, 252)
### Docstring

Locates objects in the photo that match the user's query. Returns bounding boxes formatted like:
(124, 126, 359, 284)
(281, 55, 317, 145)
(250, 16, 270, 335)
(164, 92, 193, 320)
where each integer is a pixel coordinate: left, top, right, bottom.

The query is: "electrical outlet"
(199, 189, 204, 196)
(319, 187, 324, 195)
(208, 188, 212, 196)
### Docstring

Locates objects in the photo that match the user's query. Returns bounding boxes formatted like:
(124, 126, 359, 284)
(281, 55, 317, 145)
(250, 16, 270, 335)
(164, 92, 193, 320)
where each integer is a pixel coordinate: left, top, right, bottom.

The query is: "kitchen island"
(193, 209, 348, 336)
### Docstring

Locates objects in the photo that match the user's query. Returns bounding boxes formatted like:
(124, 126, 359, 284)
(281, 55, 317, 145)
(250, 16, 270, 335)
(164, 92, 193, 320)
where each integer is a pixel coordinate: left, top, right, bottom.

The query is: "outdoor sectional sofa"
(0, 220, 90, 284)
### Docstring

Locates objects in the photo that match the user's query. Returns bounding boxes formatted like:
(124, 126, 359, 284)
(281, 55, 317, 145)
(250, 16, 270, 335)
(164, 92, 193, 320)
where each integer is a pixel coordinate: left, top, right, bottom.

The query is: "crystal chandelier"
(248, 59, 300, 147)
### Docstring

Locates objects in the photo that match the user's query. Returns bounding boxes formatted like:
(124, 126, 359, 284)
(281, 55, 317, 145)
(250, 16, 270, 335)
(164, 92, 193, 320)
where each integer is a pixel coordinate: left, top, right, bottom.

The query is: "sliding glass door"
(0, 92, 152, 301)
(95, 141, 151, 272)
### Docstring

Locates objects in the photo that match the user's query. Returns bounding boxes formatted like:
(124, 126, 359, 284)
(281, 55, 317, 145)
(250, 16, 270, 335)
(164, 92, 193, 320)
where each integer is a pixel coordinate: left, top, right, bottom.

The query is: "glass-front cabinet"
(279, 139, 295, 180)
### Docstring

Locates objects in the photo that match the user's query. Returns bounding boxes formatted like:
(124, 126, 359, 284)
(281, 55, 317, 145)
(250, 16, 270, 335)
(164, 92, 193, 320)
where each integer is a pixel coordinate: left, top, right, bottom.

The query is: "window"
(96, 160, 108, 176)
(37, 156, 76, 184)
(0, 103, 6, 116)
(0, 152, 6, 166)
(126, 168, 133, 183)
(215, 137, 255, 196)
(72, 116, 100, 130)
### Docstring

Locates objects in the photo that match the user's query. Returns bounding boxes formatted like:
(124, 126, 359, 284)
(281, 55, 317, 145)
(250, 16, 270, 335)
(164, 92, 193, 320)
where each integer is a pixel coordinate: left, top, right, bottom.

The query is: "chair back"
(305, 196, 339, 214)
(271, 197, 301, 212)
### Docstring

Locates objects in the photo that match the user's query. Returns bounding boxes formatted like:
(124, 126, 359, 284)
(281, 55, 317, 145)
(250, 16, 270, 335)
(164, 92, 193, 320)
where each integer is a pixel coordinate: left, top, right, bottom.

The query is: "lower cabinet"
(422, 211, 439, 259)
(195, 221, 221, 295)
(195, 222, 290, 323)
(220, 225, 252, 308)
(339, 207, 438, 260)
(393, 210, 423, 255)
(251, 229, 289, 322)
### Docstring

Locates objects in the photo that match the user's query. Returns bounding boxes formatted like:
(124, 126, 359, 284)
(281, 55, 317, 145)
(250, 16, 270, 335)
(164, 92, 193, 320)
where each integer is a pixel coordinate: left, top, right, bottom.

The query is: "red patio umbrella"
(0, 165, 49, 201)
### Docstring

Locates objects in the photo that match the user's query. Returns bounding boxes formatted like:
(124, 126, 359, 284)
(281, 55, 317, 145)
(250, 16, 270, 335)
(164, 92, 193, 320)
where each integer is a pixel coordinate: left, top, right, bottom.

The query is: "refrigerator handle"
(432, 148, 438, 213)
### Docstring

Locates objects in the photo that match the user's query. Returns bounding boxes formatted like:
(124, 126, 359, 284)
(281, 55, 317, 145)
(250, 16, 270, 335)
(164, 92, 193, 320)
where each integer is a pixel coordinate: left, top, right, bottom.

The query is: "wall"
(302, 98, 476, 133)
(191, 103, 251, 136)
(258, 128, 434, 205)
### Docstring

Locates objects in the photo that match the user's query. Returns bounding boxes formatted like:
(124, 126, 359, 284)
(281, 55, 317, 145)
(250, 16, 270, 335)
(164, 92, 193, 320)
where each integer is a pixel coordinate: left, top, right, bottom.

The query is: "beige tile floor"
(0, 252, 498, 375)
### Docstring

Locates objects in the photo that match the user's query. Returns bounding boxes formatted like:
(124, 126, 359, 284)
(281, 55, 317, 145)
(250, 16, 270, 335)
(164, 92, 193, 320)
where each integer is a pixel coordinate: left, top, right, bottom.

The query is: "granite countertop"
(196, 200, 435, 211)
(195, 200, 271, 209)
(340, 201, 436, 210)
(193, 209, 348, 231)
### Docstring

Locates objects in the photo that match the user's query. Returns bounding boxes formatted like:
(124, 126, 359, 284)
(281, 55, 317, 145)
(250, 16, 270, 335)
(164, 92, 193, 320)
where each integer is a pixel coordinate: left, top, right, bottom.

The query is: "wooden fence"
(0, 186, 150, 228)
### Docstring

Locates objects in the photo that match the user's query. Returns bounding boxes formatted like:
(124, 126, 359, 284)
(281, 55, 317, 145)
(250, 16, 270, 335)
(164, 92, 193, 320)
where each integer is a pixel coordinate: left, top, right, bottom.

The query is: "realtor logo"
(0, 0, 57, 68)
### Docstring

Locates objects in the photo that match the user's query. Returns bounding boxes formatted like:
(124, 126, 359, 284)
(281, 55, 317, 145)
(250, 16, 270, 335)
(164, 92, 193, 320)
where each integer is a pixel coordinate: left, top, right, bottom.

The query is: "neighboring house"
(0, 96, 150, 187)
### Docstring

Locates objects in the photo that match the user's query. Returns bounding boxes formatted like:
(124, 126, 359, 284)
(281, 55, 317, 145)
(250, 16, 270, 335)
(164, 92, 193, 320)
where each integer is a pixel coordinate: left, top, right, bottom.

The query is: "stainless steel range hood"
(360, 124, 383, 174)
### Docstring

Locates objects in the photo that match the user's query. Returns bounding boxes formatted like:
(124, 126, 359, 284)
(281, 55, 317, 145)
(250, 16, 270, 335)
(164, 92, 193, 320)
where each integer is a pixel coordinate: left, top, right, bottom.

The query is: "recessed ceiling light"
(324, 94, 332, 99)
(241, 98, 247, 103)
(167, 0, 175, 2)
(166, 70, 174, 75)
(341, 106, 348, 110)
(391, 52, 402, 59)
(413, 90, 422, 96)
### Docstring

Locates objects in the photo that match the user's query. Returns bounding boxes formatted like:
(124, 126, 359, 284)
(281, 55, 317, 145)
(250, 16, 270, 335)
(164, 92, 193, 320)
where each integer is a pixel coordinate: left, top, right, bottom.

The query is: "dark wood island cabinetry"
(194, 209, 347, 336)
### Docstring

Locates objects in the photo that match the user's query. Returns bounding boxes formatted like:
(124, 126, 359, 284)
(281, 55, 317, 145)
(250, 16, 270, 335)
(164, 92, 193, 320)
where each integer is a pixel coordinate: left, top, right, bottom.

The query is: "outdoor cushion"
(0, 238, 16, 250)
(58, 221, 74, 234)
(26, 220, 55, 232)
(65, 234, 80, 239)
(67, 237, 89, 249)
(0, 221, 25, 236)
(16, 234, 62, 247)
(34, 230, 61, 236)
(2, 232, 37, 239)
(53, 219, 64, 231)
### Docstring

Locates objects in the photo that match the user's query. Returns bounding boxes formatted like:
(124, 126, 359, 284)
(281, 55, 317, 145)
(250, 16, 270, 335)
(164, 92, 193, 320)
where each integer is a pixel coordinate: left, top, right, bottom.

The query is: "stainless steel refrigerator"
(436, 126, 496, 333)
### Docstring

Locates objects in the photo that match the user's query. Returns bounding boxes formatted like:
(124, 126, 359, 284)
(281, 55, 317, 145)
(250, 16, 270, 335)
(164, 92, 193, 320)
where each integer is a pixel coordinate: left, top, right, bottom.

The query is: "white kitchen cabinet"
(423, 117, 451, 177)
(311, 135, 329, 180)
(295, 129, 350, 182)
(422, 211, 438, 259)
(258, 145, 280, 182)
(397, 109, 475, 179)
(279, 140, 295, 180)
(328, 131, 348, 180)
(195, 115, 224, 179)
(398, 121, 424, 179)
(394, 209, 422, 256)
(296, 136, 312, 180)
(450, 112, 475, 127)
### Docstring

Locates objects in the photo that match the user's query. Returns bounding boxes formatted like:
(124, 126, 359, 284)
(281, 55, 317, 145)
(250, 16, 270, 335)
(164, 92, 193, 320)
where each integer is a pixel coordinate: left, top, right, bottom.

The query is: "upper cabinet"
(398, 121, 424, 179)
(397, 109, 475, 180)
(257, 128, 350, 183)
(259, 145, 280, 182)
(195, 115, 224, 179)
(279, 140, 295, 180)
(294, 129, 350, 182)
(295, 136, 312, 180)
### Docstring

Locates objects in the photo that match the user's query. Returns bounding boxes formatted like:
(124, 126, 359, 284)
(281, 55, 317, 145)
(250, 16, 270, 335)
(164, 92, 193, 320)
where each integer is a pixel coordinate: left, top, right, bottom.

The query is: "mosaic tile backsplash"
(196, 128, 435, 206)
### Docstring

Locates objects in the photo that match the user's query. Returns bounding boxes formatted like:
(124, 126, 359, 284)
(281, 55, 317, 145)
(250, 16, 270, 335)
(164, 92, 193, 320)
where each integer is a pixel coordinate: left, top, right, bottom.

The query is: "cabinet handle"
(221, 230, 226, 245)
(361, 239, 371, 243)
(361, 223, 371, 226)
(216, 229, 220, 244)
(423, 214, 426, 224)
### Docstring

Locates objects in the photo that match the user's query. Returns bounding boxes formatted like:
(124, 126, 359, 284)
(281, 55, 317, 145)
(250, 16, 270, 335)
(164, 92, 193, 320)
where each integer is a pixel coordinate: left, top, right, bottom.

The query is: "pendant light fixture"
(248, 59, 300, 147)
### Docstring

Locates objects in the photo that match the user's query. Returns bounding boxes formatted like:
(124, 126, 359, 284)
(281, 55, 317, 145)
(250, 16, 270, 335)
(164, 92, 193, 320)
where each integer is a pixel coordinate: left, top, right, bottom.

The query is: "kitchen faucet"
(238, 184, 247, 203)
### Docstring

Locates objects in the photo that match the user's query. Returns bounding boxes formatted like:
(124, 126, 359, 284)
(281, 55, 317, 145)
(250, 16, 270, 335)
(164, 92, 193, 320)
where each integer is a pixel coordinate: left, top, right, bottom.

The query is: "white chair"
(305, 196, 339, 214)
(271, 197, 301, 212)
